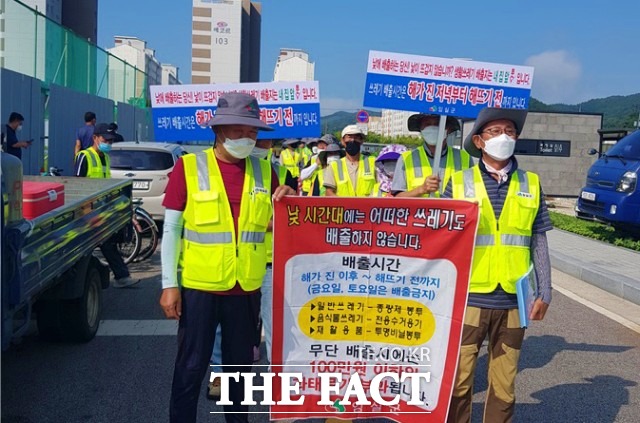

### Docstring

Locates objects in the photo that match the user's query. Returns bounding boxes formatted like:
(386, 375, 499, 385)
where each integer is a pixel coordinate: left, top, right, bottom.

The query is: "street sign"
(356, 109, 370, 123)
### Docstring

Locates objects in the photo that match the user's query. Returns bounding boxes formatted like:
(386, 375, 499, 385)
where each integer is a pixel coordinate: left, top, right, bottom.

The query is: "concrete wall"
(462, 111, 602, 197)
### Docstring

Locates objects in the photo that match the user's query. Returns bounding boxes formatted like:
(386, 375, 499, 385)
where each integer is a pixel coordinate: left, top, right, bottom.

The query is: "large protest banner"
(149, 81, 321, 141)
(363, 50, 534, 118)
(271, 197, 479, 423)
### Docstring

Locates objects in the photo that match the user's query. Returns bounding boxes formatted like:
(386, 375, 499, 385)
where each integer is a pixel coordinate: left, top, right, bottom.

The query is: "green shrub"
(550, 211, 640, 251)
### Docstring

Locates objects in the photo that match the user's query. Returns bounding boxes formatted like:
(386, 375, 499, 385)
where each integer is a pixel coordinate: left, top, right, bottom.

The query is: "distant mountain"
(321, 110, 382, 135)
(321, 94, 640, 134)
(530, 93, 640, 129)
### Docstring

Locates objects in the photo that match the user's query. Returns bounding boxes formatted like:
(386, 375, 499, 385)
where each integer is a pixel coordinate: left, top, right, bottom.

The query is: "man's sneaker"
(113, 276, 141, 288)
(207, 379, 221, 400)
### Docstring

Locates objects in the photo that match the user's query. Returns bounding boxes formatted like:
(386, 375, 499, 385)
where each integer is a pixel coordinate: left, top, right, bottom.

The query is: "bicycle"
(129, 199, 159, 263)
(95, 199, 158, 265)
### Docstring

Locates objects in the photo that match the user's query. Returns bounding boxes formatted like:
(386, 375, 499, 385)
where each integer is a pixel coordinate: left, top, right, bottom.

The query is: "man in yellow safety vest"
(323, 124, 376, 197)
(442, 107, 553, 423)
(393, 113, 473, 197)
(159, 92, 295, 423)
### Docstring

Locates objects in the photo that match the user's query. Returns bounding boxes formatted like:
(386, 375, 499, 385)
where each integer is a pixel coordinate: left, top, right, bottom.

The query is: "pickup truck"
(576, 129, 640, 233)
(1, 173, 132, 350)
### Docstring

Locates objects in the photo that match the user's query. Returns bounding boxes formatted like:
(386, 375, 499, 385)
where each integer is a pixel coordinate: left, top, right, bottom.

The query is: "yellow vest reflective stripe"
(330, 156, 376, 197)
(451, 166, 540, 294)
(404, 146, 470, 197)
(301, 147, 312, 166)
(281, 149, 300, 177)
(181, 149, 272, 291)
(301, 165, 325, 195)
(265, 162, 287, 263)
(79, 148, 111, 178)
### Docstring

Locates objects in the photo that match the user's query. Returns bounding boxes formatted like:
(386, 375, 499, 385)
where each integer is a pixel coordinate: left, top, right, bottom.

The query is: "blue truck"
(575, 129, 640, 233)
(2, 154, 132, 350)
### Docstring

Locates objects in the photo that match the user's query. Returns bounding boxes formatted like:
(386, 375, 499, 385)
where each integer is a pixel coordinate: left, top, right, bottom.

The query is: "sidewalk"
(547, 229, 640, 306)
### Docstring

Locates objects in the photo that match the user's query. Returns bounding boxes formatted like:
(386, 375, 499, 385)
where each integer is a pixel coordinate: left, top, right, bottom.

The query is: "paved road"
(2, 252, 639, 423)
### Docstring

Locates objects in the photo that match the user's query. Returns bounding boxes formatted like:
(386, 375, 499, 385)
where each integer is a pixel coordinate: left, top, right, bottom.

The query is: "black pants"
(169, 288, 258, 423)
(100, 234, 129, 280)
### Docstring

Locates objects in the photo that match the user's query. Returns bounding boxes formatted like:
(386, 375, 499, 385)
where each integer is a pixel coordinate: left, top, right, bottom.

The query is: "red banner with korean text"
(271, 197, 479, 423)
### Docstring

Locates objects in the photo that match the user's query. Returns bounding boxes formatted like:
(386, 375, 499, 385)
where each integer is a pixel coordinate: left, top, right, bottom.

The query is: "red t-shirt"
(163, 156, 279, 294)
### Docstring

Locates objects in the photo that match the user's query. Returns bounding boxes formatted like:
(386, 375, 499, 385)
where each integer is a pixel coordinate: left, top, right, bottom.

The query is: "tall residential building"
(107, 36, 180, 103)
(191, 0, 261, 84)
(273, 48, 314, 81)
(162, 64, 181, 85)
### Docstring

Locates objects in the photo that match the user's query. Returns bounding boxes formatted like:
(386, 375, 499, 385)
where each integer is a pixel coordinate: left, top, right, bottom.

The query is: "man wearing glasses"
(442, 107, 553, 423)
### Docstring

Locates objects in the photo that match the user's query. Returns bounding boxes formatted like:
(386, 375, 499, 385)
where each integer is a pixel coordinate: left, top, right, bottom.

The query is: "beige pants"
(447, 307, 525, 423)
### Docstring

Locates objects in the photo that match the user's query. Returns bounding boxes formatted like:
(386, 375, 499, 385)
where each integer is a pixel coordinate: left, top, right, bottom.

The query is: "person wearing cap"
(393, 114, 473, 197)
(74, 123, 140, 288)
(442, 107, 552, 423)
(160, 92, 295, 422)
(280, 138, 303, 177)
(107, 122, 125, 142)
(206, 137, 299, 400)
(324, 124, 376, 197)
(372, 144, 407, 197)
(300, 136, 330, 195)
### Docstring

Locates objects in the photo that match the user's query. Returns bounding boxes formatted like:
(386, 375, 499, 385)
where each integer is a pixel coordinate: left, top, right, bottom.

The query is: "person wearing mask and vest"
(74, 123, 139, 288)
(300, 134, 331, 195)
(372, 144, 407, 197)
(442, 107, 552, 423)
(206, 137, 298, 400)
(160, 92, 295, 423)
(280, 138, 302, 177)
(324, 125, 376, 197)
(393, 114, 473, 197)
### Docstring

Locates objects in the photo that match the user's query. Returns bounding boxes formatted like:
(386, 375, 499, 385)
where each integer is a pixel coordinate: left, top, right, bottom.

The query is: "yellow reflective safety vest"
(181, 149, 273, 291)
(265, 162, 287, 264)
(451, 166, 540, 294)
(330, 155, 376, 197)
(281, 148, 301, 177)
(78, 148, 111, 178)
(403, 146, 471, 197)
(301, 147, 312, 166)
(303, 167, 325, 196)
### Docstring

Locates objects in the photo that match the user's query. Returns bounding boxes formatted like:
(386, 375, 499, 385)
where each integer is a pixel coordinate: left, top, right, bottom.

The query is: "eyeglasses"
(482, 127, 517, 137)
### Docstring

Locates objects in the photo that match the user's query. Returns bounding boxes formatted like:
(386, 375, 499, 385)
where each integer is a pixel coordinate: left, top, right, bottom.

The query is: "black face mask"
(345, 141, 361, 156)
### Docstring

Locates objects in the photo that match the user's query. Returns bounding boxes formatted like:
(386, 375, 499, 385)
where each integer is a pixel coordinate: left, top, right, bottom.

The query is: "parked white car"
(110, 142, 187, 221)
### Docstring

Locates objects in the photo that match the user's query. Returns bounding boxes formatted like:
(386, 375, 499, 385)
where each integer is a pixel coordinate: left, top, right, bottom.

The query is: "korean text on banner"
(271, 197, 479, 423)
(149, 81, 321, 142)
(362, 50, 534, 118)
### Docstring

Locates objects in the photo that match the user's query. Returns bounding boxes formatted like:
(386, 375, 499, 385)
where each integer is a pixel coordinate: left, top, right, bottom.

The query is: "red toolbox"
(22, 181, 65, 220)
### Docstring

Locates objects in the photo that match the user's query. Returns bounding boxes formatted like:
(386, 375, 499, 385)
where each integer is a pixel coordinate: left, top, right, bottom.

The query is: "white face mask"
(482, 134, 516, 161)
(16, 125, 23, 132)
(250, 146, 270, 159)
(312, 146, 319, 155)
(326, 155, 340, 165)
(420, 126, 440, 146)
(222, 137, 256, 159)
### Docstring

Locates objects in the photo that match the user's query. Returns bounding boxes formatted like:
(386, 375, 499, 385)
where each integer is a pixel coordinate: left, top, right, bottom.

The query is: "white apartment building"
(273, 48, 314, 81)
(162, 64, 180, 86)
(191, 0, 261, 84)
(107, 36, 179, 103)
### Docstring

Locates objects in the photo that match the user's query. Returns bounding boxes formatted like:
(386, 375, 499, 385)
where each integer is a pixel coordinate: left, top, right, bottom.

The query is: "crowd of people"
(156, 92, 552, 423)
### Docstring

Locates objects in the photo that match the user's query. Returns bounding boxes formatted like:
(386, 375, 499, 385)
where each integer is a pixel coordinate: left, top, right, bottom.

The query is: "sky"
(98, 0, 640, 116)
